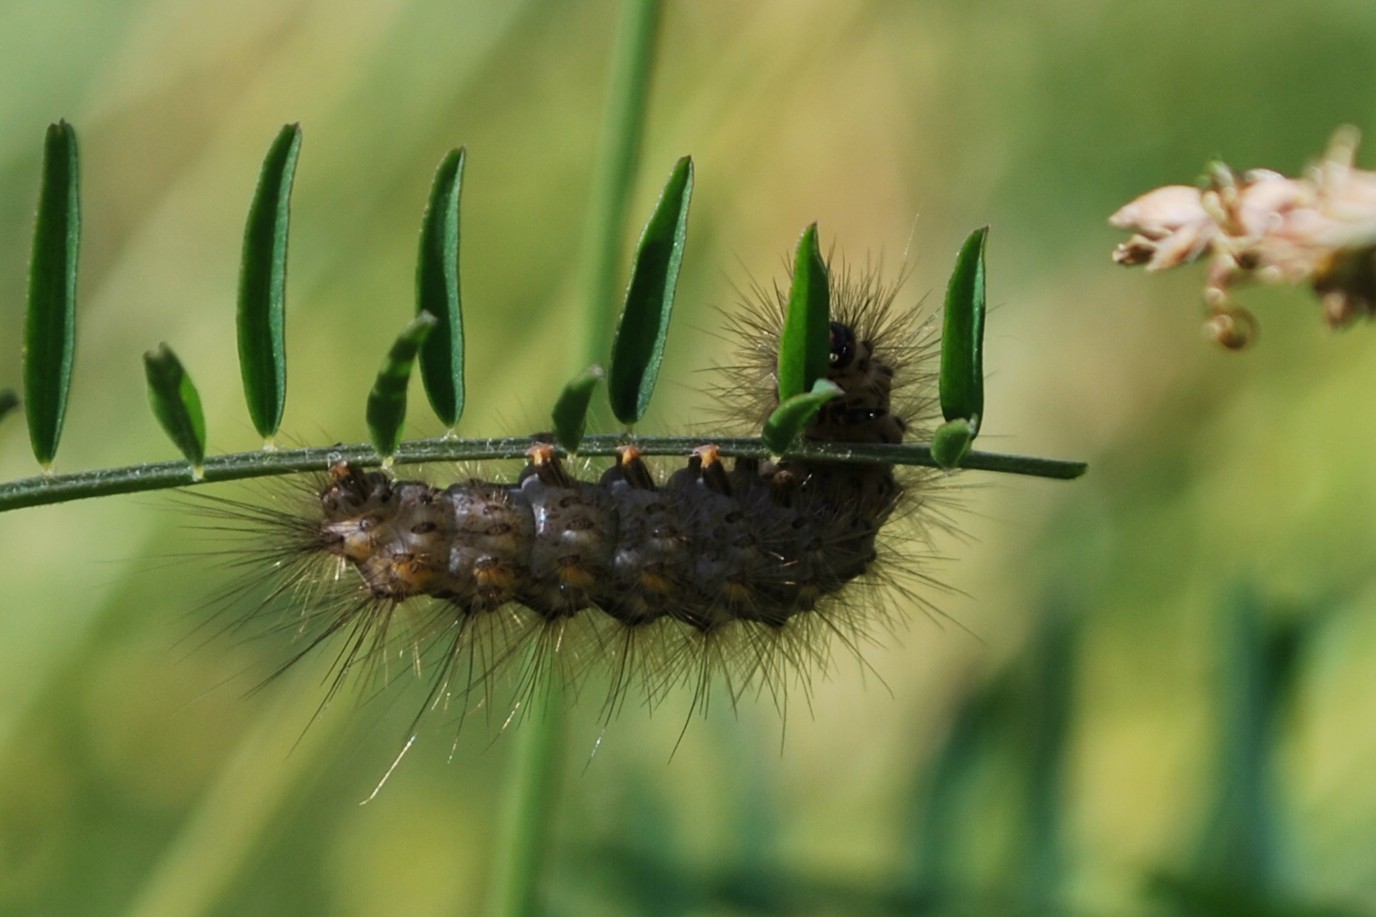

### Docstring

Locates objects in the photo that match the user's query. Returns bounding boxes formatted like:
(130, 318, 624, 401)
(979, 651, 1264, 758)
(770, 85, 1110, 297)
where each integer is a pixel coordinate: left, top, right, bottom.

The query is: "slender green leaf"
(416, 147, 466, 428)
(552, 364, 604, 453)
(762, 379, 841, 455)
(0, 390, 19, 426)
(143, 343, 206, 472)
(366, 312, 437, 461)
(931, 418, 975, 471)
(940, 226, 988, 429)
(238, 123, 302, 443)
(24, 120, 80, 469)
(777, 223, 830, 403)
(607, 155, 693, 425)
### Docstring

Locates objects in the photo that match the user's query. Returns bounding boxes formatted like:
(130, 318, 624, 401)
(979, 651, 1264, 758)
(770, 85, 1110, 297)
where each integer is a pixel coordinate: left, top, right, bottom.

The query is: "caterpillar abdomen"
(320, 442, 896, 633)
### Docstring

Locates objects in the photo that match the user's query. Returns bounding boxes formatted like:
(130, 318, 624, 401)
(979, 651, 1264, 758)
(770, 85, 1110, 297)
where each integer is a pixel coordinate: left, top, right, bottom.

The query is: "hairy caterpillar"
(204, 263, 952, 738)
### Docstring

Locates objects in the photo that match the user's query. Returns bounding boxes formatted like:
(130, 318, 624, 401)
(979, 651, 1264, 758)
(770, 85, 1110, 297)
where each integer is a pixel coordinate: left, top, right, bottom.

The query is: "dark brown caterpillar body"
(320, 441, 897, 632)
(216, 266, 948, 730)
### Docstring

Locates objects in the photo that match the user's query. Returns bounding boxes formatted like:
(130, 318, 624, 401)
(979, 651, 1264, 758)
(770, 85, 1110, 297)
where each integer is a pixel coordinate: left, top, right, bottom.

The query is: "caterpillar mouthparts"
(215, 265, 951, 736)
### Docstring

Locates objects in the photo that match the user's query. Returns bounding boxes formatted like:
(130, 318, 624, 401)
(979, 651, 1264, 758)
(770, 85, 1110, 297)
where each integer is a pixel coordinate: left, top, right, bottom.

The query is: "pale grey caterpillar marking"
(207, 263, 954, 736)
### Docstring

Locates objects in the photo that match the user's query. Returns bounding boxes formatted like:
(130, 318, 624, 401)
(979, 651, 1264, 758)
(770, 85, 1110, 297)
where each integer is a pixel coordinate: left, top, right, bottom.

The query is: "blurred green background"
(2, 1, 1376, 914)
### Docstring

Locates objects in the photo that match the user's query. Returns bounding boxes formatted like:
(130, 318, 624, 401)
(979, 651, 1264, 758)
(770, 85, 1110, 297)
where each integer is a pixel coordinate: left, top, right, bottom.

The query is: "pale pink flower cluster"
(1110, 127, 1376, 347)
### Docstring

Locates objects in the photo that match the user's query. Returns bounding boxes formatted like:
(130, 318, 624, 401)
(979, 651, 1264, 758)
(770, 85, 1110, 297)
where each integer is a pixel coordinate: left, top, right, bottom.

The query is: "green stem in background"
(486, 676, 566, 917)
(489, 2, 664, 914)
(1019, 606, 1073, 910)
(0, 436, 1086, 513)
(576, 0, 664, 373)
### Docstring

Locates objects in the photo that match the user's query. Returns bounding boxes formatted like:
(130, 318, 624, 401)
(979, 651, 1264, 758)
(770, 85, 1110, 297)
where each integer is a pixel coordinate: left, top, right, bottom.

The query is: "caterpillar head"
(803, 319, 904, 444)
(716, 261, 940, 446)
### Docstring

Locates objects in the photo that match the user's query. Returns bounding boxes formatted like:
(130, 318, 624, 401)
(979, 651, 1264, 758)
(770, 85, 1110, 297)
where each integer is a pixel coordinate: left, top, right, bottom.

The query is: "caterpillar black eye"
(843, 407, 887, 425)
(829, 321, 856, 370)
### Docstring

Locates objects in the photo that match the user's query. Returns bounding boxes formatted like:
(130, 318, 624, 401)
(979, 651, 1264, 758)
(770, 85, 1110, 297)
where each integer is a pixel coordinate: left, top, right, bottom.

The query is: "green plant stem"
(576, 0, 663, 371)
(0, 435, 1086, 512)
(488, 2, 665, 914)
(486, 676, 566, 917)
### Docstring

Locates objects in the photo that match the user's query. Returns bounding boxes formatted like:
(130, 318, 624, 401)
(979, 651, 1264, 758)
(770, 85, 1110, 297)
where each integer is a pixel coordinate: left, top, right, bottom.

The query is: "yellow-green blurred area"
(3, 1, 1376, 914)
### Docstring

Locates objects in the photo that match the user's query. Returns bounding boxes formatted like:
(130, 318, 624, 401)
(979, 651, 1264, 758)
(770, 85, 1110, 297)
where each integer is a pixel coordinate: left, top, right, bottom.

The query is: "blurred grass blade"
(931, 418, 975, 470)
(1020, 608, 1074, 909)
(366, 312, 437, 461)
(238, 123, 302, 443)
(24, 120, 80, 469)
(0, 390, 19, 426)
(1192, 590, 1287, 893)
(1150, 592, 1306, 914)
(762, 379, 840, 454)
(607, 155, 693, 425)
(777, 223, 829, 403)
(552, 364, 604, 453)
(907, 680, 1006, 906)
(940, 226, 988, 429)
(143, 343, 206, 474)
(416, 147, 466, 429)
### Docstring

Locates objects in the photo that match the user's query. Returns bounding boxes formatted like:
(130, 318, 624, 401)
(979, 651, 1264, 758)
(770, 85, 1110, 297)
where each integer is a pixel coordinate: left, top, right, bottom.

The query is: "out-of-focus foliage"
(1, 1, 1376, 914)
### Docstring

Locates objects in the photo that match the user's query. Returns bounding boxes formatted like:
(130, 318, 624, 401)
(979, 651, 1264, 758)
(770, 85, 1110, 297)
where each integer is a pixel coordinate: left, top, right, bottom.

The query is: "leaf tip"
(552, 363, 605, 453)
(931, 418, 976, 471)
(762, 378, 841, 455)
